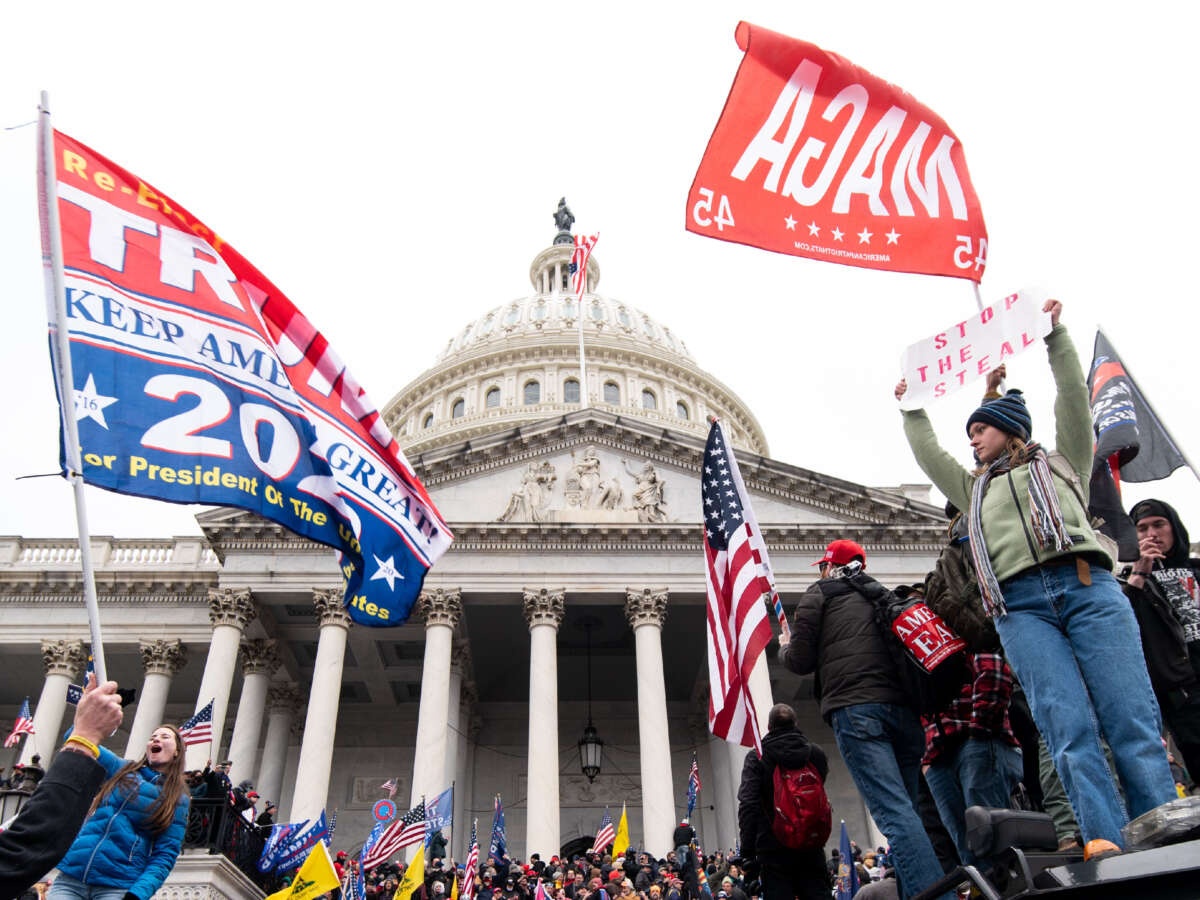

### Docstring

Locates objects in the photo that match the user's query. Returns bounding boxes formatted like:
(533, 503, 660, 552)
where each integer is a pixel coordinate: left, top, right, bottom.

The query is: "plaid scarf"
(969, 443, 1073, 618)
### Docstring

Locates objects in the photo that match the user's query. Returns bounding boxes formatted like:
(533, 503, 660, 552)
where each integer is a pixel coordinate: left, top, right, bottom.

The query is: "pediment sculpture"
(496, 449, 668, 523)
(498, 461, 558, 522)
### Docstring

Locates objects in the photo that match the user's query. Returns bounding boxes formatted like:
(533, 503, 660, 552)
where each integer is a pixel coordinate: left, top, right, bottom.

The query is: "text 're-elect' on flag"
(38, 131, 451, 627)
(687, 22, 988, 283)
(702, 419, 774, 753)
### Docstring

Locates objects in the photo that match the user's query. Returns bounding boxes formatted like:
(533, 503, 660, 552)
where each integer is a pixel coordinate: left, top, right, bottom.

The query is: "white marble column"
(186, 587, 256, 770)
(524, 587, 564, 859)
(447, 643, 474, 854)
(19, 639, 86, 764)
(726, 742, 750, 846)
(446, 650, 463, 806)
(410, 588, 462, 809)
(228, 639, 279, 786)
(125, 639, 188, 757)
(256, 683, 302, 811)
(707, 737, 736, 853)
(290, 589, 352, 823)
(626, 588, 675, 858)
(279, 719, 304, 822)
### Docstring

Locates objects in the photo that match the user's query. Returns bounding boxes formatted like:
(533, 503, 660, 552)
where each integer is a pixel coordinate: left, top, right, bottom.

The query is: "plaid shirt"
(922, 653, 1019, 765)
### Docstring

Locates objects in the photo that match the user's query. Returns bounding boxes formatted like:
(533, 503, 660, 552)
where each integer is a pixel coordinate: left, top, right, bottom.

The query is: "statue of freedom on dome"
(553, 197, 575, 239)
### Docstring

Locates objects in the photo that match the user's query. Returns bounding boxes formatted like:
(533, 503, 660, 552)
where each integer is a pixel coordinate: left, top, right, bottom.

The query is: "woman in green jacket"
(895, 300, 1174, 850)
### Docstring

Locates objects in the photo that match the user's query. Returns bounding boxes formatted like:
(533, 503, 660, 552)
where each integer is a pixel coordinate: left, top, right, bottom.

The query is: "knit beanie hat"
(966, 389, 1031, 441)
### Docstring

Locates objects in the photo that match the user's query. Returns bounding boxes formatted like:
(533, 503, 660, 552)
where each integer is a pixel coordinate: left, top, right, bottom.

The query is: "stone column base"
(154, 852, 265, 899)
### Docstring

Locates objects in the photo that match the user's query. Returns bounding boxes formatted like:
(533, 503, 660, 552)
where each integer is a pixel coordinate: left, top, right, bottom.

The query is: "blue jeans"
(996, 563, 1176, 846)
(925, 738, 1022, 866)
(831, 703, 951, 900)
(46, 872, 127, 900)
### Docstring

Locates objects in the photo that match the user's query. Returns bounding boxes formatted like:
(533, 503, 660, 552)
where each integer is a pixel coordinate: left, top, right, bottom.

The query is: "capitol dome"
(383, 225, 768, 457)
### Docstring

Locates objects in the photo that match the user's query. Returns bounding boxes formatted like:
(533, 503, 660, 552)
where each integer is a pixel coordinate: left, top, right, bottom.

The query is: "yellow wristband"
(64, 735, 100, 758)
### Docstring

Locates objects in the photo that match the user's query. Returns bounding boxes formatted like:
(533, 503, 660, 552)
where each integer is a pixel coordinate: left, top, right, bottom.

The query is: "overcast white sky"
(2, 1, 1198, 541)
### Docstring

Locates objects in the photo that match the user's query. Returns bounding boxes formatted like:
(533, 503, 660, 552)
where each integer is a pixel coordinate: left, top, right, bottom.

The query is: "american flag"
(687, 753, 701, 817)
(461, 819, 479, 900)
(590, 806, 615, 854)
(361, 798, 426, 871)
(381, 778, 398, 798)
(178, 699, 215, 746)
(568, 233, 599, 299)
(4, 698, 34, 748)
(702, 419, 774, 753)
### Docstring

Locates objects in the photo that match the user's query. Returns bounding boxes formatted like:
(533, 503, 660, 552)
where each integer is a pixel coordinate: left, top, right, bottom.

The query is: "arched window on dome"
(562, 298, 577, 319)
(590, 301, 605, 322)
(524, 380, 541, 405)
(676, 400, 689, 420)
(561, 268, 570, 291)
(563, 379, 580, 404)
(480, 313, 495, 336)
(642, 318, 656, 339)
(533, 299, 548, 321)
(504, 305, 520, 326)
(422, 412, 434, 429)
(451, 398, 465, 419)
(663, 330, 677, 351)
(485, 386, 501, 408)
(617, 307, 632, 328)
(642, 389, 657, 411)
(603, 381, 620, 405)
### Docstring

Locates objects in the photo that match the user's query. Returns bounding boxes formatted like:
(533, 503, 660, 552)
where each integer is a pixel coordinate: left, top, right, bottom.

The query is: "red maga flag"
(688, 22, 988, 282)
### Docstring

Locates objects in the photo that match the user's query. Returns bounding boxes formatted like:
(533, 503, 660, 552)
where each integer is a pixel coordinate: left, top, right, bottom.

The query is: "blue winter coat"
(55, 745, 189, 900)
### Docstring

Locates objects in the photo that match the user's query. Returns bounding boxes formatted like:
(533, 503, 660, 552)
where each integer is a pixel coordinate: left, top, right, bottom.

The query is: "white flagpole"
(576, 261, 587, 408)
(971, 282, 984, 312)
(37, 91, 108, 683)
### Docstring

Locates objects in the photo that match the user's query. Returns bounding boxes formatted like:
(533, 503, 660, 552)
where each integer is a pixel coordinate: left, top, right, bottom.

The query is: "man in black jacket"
(1123, 498, 1200, 782)
(0, 675, 125, 899)
(778, 540, 951, 900)
(736, 704, 828, 900)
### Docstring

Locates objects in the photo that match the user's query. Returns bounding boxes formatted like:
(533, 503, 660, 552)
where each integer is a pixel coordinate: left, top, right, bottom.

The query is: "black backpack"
(843, 569, 970, 716)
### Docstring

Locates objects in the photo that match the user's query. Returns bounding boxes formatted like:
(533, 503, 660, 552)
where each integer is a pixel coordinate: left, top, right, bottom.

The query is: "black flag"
(1086, 330, 1187, 560)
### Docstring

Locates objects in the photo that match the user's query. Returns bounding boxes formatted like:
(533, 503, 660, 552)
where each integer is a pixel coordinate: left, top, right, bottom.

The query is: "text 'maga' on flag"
(362, 798, 426, 871)
(488, 794, 508, 864)
(4, 698, 35, 748)
(461, 820, 480, 900)
(590, 806, 615, 854)
(1086, 329, 1192, 560)
(178, 698, 214, 746)
(687, 22, 987, 283)
(569, 234, 599, 299)
(702, 419, 774, 752)
(38, 129, 451, 628)
(687, 752, 702, 818)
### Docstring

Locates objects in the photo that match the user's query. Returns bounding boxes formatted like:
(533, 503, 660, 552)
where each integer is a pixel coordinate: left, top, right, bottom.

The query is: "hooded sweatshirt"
(1123, 498, 1200, 699)
(735, 728, 828, 861)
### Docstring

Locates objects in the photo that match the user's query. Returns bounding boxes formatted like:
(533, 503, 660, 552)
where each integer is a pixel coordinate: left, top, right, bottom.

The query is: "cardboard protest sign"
(899, 290, 1052, 409)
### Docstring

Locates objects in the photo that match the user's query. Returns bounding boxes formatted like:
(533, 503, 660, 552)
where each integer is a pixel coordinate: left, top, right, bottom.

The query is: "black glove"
(740, 860, 760, 881)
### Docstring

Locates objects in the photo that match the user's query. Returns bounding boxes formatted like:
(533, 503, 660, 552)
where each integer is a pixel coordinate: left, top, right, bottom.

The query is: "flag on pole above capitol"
(39, 130, 451, 627)
(688, 22, 988, 283)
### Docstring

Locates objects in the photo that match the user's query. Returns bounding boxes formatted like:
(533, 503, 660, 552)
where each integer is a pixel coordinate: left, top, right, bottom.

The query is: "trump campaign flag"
(688, 22, 987, 282)
(37, 126, 451, 627)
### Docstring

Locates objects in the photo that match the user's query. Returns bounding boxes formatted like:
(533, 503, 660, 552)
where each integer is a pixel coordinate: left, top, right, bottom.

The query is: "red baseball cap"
(812, 539, 865, 567)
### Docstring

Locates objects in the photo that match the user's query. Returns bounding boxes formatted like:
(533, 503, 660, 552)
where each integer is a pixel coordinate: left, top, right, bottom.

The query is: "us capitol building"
(0, 210, 948, 888)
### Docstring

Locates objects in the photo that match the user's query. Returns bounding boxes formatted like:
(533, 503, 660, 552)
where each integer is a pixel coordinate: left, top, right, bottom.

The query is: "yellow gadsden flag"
(264, 842, 341, 900)
(612, 803, 630, 859)
(395, 841, 426, 900)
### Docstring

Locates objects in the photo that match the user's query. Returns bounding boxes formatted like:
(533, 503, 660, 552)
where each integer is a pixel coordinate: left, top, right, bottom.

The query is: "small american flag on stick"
(590, 806, 615, 854)
(179, 699, 214, 746)
(4, 698, 34, 748)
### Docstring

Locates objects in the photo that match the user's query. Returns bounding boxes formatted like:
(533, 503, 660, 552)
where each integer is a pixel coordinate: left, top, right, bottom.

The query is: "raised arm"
(894, 379, 974, 513)
(1041, 301, 1092, 481)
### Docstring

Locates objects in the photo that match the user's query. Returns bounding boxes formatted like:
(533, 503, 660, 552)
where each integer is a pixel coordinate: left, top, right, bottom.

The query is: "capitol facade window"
(642, 388, 657, 410)
(563, 379, 580, 404)
(422, 412, 434, 429)
(524, 380, 541, 405)
(562, 298, 577, 319)
(590, 301, 605, 322)
(504, 306, 520, 326)
(603, 381, 620, 404)
(533, 299, 548, 321)
(643, 318, 656, 339)
(451, 398, 465, 419)
(618, 307, 632, 328)
(676, 401, 689, 420)
(485, 387, 501, 408)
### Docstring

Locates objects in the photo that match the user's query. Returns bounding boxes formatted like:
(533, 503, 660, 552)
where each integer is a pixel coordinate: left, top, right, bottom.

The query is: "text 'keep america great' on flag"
(702, 419, 774, 753)
(39, 130, 451, 628)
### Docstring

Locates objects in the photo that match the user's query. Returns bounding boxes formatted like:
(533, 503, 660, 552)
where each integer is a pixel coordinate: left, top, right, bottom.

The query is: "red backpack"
(770, 762, 832, 849)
